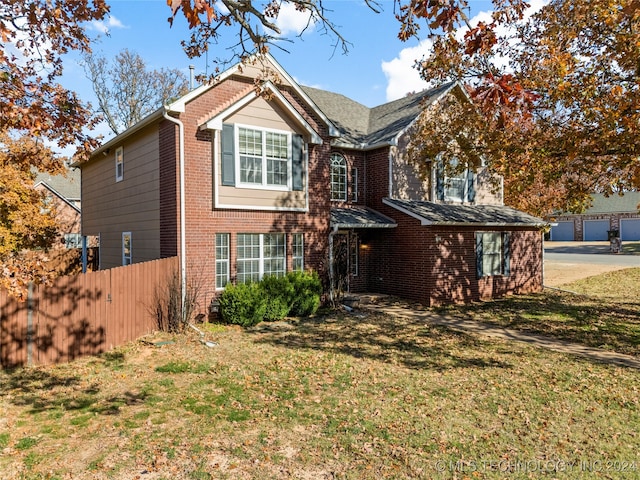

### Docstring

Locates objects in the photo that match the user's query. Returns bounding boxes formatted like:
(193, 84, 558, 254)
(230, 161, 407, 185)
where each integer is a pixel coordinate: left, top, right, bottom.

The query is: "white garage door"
(550, 221, 574, 241)
(621, 219, 640, 241)
(583, 219, 610, 241)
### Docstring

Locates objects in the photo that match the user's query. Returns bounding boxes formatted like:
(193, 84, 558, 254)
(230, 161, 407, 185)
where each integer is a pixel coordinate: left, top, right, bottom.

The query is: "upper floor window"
(237, 126, 290, 188)
(221, 123, 304, 192)
(115, 146, 124, 182)
(331, 153, 347, 201)
(436, 157, 475, 203)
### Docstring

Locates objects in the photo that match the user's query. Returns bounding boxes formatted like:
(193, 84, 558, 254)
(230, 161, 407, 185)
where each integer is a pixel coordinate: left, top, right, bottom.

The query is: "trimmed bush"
(288, 270, 322, 317)
(218, 282, 267, 327)
(261, 274, 295, 321)
(218, 270, 323, 327)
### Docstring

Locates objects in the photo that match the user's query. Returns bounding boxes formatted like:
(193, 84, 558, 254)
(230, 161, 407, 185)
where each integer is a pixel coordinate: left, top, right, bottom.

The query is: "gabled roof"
(301, 82, 459, 149)
(384, 198, 545, 227)
(34, 169, 81, 212)
(87, 53, 338, 160)
(331, 206, 397, 229)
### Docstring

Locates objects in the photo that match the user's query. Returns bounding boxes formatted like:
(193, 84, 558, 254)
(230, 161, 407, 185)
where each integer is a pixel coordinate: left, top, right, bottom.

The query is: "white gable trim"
(200, 81, 323, 145)
(263, 53, 340, 138)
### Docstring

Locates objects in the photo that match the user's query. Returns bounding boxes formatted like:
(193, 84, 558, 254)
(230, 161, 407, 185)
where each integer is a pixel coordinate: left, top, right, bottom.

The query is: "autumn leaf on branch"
(397, 0, 640, 216)
(0, 0, 109, 297)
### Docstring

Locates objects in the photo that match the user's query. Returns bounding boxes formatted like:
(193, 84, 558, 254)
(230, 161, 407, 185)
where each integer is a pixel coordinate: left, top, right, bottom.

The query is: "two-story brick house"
(79, 54, 544, 311)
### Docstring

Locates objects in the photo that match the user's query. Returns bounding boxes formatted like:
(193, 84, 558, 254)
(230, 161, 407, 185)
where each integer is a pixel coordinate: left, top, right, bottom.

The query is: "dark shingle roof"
(34, 169, 81, 200)
(301, 82, 456, 147)
(384, 198, 545, 226)
(331, 206, 397, 229)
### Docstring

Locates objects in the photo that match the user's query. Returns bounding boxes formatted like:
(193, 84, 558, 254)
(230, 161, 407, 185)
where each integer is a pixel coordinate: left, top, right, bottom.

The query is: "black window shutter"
(435, 162, 444, 201)
(502, 232, 511, 276)
(476, 232, 483, 278)
(221, 124, 235, 186)
(292, 134, 304, 191)
(466, 170, 475, 203)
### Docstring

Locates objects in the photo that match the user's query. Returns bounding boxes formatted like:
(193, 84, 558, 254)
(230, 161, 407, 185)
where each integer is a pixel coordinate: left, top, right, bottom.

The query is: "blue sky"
(60, 0, 506, 140)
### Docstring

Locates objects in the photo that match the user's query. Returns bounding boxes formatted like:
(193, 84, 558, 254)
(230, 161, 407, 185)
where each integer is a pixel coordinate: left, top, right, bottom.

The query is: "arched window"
(330, 153, 347, 201)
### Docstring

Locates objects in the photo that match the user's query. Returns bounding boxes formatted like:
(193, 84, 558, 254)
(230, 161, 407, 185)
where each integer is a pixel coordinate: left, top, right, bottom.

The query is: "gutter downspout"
(328, 225, 339, 304)
(163, 108, 187, 320)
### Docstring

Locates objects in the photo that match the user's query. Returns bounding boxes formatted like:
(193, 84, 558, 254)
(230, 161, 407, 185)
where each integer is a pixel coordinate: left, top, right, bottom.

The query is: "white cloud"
(274, 3, 316, 36)
(89, 15, 126, 34)
(381, 39, 432, 102)
(381, 0, 549, 102)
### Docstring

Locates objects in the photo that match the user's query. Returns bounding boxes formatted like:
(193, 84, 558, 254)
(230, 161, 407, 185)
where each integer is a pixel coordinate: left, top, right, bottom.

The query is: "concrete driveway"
(543, 241, 640, 286)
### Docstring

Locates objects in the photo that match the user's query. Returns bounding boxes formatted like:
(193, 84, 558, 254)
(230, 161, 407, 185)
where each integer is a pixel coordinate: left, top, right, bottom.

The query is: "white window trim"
(115, 146, 124, 182)
(237, 233, 287, 282)
(215, 233, 230, 290)
(234, 124, 292, 191)
(330, 153, 347, 201)
(122, 232, 132, 266)
(292, 233, 304, 272)
(443, 169, 469, 203)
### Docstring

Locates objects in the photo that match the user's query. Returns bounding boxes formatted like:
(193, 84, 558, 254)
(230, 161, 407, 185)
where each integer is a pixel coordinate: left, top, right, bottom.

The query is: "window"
(331, 153, 347, 201)
(476, 232, 510, 278)
(436, 157, 475, 203)
(292, 233, 304, 271)
(215, 233, 230, 289)
(263, 233, 286, 277)
(349, 236, 359, 276)
(238, 126, 290, 188)
(351, 168, 358, 202)
(64, 233, 82, 249)
(122, 232, 132, 266)
(237, 233, 286, 283)
(115, 146, 124, 182)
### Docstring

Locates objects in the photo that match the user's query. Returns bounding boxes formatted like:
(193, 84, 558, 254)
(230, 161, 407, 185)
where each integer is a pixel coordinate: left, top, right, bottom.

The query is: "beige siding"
(391, 139, 431, 201)
(216, 97, 307, 210)
(474, 167, 503, 205)
(82, 127, 161, 269)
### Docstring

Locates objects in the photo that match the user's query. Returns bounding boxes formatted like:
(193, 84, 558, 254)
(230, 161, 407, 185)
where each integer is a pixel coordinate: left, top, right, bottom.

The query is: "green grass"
(1, 269, 639, 478)
(436, 268, 640, 356)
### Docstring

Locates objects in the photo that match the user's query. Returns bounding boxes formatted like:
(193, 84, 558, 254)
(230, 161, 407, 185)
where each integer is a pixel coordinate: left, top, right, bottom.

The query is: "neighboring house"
(34, 169, 82, 249)
(549, 192, 640, 241)
(78, 54, 545, 309)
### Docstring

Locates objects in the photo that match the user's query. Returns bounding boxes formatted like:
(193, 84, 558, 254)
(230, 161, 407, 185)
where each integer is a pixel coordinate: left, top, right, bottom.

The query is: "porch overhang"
(330, 206, 397, 229)
(383, 198, 547, 228)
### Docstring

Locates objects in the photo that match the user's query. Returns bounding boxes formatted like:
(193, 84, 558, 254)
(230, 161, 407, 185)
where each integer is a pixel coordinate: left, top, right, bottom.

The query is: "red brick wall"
(358, 200, 543, 305)
(159, 119, 179, 258)
(163, 77, 332, 312)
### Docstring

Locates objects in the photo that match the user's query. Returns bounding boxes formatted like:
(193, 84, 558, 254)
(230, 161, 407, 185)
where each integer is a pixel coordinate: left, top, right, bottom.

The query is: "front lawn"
(436, 268, 640, 356)
(1, 269, 639, 479)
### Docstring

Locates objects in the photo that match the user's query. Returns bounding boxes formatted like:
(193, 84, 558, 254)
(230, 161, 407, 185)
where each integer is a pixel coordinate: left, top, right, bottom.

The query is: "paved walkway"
(360, 301, 640, 370)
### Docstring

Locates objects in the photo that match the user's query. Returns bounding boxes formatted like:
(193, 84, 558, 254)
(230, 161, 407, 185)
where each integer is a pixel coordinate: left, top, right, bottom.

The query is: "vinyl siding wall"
(81, 128, 161, 268)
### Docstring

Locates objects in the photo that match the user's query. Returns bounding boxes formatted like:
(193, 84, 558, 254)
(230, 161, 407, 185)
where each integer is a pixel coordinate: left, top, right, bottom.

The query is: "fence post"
(27, 282, 34, 367)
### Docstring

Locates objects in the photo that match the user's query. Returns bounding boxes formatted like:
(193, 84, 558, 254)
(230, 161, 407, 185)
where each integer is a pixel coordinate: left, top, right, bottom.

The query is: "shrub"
(261, 274, 295, 321)
(218, 282, 266, 327)
(288, 270, 322, 317)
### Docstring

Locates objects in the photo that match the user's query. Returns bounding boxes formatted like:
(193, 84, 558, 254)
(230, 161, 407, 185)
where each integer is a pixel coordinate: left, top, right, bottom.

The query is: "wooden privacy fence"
(0, 256, 178, 368)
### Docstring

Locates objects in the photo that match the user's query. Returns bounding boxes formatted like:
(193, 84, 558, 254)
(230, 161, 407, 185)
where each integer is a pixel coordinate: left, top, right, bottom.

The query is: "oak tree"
(0, 0, 109, 295)
(83, 48, 190, 135)
(397, 0, 640, 216)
